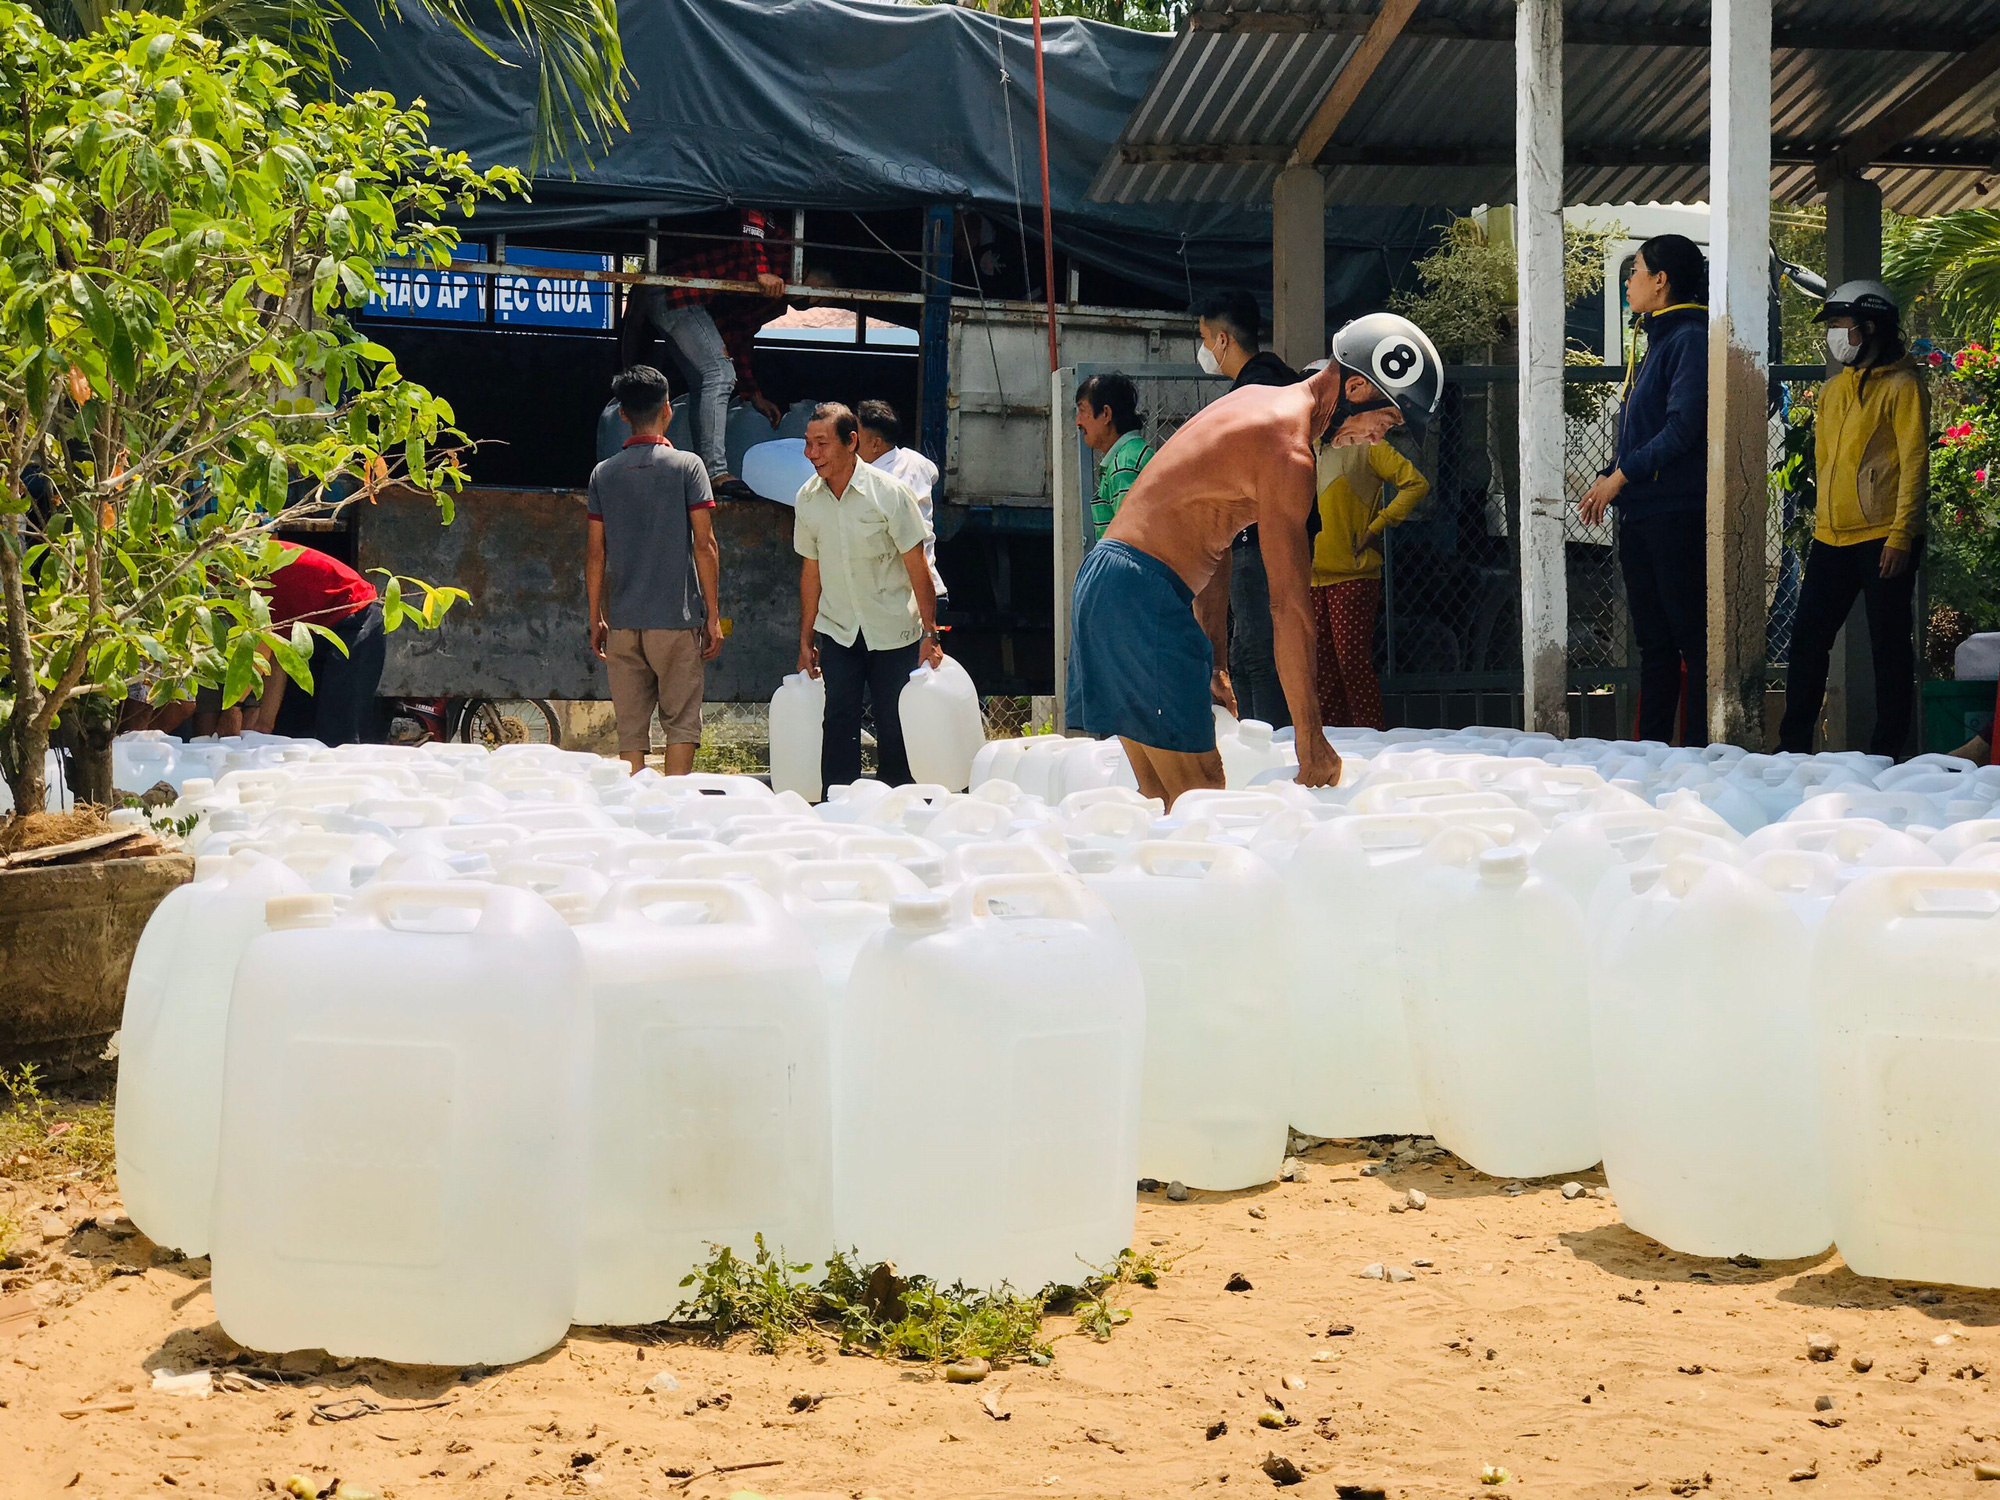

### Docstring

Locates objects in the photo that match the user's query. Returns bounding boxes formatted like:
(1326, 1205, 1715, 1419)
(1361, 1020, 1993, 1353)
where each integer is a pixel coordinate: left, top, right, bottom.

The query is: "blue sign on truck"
(365, 245, 617, 331)
(365, 245, 487, 322)
(493, 248, 617, 331)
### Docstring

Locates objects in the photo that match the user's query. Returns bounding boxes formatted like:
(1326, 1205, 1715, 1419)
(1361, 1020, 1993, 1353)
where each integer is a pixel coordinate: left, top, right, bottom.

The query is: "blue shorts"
(1066, 540, 1216, 755)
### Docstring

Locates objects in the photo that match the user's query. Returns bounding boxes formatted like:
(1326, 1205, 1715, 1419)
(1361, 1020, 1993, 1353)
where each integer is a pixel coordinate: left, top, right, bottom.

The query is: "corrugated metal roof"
(1092, 0, 2000, 213)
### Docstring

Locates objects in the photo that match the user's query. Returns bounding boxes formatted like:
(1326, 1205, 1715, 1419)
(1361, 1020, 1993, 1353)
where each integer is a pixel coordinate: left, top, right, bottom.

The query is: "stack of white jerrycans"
(112, 734, 1160, 1367)
(113, 715, 2000, 1371)
(769, 653, 984, 801)
(967, 718, 2000, 1291)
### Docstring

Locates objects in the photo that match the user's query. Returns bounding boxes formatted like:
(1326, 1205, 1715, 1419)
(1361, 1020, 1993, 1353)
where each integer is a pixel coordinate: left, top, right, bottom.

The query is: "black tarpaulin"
(340, 0, 1446, 317)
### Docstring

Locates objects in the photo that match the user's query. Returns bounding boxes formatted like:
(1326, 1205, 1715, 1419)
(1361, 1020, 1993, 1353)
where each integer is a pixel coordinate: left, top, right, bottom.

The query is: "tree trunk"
(7, 715, 50, 820)
(54, 701, 117, 808)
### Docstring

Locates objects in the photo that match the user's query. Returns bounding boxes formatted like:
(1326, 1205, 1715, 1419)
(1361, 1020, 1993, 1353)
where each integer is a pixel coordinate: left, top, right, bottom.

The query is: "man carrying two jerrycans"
(794, 402, 944, 790)
(1067, 313, 1443, 808)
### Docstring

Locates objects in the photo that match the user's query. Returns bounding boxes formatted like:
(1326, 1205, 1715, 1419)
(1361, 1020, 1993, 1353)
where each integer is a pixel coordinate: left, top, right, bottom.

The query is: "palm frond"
(394, 0, 628, 173)
(1884, 209, 2000, 338)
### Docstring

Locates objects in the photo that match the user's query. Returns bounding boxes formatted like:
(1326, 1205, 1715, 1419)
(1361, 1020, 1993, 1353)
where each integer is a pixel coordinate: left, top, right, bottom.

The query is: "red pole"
(1028, 0, 1060, 373)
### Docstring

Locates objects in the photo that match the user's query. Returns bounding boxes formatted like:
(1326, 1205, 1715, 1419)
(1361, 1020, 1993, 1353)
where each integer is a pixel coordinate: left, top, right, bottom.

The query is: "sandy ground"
(6, 1138, 2000, 1500)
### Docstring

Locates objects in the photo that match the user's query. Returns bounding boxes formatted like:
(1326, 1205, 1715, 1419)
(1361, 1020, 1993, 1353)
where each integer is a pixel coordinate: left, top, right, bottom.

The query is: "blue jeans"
(648, 302, 733, 477)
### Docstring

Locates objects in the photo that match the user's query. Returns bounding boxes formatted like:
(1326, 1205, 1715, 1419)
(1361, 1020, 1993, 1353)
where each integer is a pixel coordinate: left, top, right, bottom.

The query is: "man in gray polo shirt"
(586, 365, 723, 774)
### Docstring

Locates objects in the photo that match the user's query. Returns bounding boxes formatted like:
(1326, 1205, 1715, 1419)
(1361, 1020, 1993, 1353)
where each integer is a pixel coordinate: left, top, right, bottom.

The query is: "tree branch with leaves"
(0, 6, 520, 813)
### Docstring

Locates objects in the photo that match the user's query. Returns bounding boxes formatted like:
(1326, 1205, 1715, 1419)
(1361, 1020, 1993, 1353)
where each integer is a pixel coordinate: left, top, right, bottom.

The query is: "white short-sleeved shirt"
(793, 460, 931, 650)
(870, 446, 946, 596)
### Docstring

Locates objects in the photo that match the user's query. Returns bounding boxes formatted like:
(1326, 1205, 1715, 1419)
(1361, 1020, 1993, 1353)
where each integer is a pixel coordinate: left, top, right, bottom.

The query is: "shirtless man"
(1067, 313, 1443, 807)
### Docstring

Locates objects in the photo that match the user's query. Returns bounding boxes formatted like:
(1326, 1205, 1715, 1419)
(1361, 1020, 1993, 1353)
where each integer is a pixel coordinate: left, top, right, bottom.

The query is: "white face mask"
(1196, 341, 1223, 377)
(1827, 327, 1862, 365)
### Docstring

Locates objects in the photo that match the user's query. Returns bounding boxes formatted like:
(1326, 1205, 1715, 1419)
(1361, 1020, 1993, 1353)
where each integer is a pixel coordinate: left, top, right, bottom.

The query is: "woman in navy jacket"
(1579, 235, 1710, 746)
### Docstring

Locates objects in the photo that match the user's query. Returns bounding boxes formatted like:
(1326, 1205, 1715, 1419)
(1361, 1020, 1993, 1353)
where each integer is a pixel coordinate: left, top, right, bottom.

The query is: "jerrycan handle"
(1350, 811, 1443, 844)
(607, 877, 756, 926)
(676, 851, 790, 893)
(782, 858, 909, 903)
(350, 880, 527, 933)
(949, 841, 1066, 878)
(1423, 824, 1494, 866)
(1869, 866, 2000, 918)
(1659, 853, 1732, 899)
(954, 872, 1094, 924)
(1746, 848, 1838, 895)
(839, 834, 931, 860)
(1134, 839, 1237, 876)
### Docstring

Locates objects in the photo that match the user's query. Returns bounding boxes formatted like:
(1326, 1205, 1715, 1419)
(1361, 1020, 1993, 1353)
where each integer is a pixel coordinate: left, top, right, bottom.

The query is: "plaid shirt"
(657, 208, 778, 403)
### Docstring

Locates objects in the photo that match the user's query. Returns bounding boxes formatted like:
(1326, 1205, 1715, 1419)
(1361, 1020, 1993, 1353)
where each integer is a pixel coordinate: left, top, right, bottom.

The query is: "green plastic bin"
(1922, 678, 1997, 753)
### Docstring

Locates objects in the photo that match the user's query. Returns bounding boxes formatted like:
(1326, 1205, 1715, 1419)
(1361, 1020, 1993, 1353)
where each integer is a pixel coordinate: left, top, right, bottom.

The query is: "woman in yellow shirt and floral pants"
(1310, 440, 1430, 730)
(1777, 282, 1929, 756)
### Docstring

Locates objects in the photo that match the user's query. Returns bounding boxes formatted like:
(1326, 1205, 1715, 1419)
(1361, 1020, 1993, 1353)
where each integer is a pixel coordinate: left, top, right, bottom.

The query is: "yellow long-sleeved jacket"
(1311, 441, 1431, 586)
(1813, 357, 1930, 550)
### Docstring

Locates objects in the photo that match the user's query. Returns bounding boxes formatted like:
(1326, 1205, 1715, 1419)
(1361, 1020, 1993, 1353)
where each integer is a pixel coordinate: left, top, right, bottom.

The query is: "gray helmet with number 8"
(1330, 311, 1444, 434)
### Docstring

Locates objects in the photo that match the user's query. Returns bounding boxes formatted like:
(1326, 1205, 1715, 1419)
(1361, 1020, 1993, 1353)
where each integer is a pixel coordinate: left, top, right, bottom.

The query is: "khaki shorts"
(605, 627, 705, 753)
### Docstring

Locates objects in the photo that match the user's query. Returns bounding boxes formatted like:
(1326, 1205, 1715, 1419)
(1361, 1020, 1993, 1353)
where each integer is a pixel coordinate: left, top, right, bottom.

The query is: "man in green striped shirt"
(1076, 372, 1153, 539)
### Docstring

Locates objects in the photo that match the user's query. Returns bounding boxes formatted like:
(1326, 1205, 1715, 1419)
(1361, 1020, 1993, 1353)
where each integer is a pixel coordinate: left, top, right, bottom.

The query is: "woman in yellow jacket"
(1777, 281, 1930, 755)
(1310, 439, 1429, 729)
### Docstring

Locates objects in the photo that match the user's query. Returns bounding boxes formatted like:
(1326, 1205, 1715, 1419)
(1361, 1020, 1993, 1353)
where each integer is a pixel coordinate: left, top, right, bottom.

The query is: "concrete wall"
(364, 488, 803, 704)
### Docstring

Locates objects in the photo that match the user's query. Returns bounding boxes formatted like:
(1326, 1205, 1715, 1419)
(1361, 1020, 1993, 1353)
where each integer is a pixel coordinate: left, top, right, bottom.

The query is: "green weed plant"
(669, 1239, 1177, 1366)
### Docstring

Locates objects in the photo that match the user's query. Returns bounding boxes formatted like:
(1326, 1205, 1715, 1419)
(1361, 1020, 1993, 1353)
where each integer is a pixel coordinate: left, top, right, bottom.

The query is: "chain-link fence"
(1072, 363, 1823, 736)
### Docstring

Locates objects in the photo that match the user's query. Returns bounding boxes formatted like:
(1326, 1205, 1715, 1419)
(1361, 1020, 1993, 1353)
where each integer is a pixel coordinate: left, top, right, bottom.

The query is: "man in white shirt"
(795, 403, 944, 789)
(855, 400, 947, 609)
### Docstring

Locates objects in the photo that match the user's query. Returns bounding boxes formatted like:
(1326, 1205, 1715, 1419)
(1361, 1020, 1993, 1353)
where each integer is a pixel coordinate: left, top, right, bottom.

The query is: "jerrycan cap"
(890, 893, 950, 932)
(209, 808, 252, 833)
(1479, 845, 1531, 883)
(1068, 847, 1117, 876)
(265, 892, 341, 930)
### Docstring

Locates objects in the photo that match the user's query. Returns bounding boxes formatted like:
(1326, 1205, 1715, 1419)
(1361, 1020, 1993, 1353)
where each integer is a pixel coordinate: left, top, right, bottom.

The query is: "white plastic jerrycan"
(116, 851, 310, 1257)
(780, 858, 929, 994)
(113, 731, 184, 794)
(899, 656, 984, 793)
(1400, 847, 1599, 1179)
(769, 671, 826, 802)
(1282, 816, 1490, 1139)
(1219, 720, 1294, 790)
(211, 883, 589, 1366)
(565, 878, 831, 1324)
(1813, 867, 2000, 1288)
(1592, 856, 1831, 1260)
(835, 875, 1144, 1290)
(1076, 842, 1292, 1190)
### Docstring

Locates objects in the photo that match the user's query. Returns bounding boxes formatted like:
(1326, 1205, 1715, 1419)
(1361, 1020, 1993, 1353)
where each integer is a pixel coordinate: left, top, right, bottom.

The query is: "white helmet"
(1329, 312, 1444, 433)
(1815, 280, 1900, 325)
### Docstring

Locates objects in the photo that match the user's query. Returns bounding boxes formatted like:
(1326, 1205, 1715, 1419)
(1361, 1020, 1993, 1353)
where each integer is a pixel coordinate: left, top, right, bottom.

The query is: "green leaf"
(221, 636, 259, 707)
(268, 633, 314, 693)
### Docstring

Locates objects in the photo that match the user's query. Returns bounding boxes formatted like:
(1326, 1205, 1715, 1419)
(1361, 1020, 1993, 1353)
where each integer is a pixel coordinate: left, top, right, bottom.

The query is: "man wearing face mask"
(1191, 289, 1303, 727)
(1777, 281, 1930, 756)
(1067, 313, 1443, 807)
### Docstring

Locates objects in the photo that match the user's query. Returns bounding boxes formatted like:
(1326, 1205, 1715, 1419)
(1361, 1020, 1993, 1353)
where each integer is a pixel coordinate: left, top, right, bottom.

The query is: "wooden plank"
(1290, 0, 1421, 170)
(2, 828, 146, 868)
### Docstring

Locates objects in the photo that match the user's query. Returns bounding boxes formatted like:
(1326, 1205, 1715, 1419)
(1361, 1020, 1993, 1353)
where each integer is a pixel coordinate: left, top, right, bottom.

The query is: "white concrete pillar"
(1051, 365, 1083, 733)
(1516, 0, 1568, 737)
(1706, 0, 1773, 748)
(1272, 165, 1327, 370)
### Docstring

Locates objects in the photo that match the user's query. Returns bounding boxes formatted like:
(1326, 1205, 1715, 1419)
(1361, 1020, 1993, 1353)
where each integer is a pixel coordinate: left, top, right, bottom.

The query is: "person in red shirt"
(631, 210, 788, 496)
(245, 541, 385, 746)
